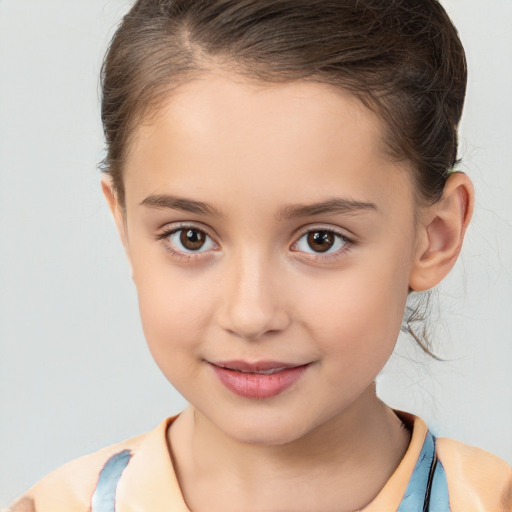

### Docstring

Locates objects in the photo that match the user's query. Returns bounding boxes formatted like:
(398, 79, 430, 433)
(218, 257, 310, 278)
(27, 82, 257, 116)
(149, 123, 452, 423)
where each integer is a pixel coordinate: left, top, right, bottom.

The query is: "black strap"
(422, 451, 438, 512)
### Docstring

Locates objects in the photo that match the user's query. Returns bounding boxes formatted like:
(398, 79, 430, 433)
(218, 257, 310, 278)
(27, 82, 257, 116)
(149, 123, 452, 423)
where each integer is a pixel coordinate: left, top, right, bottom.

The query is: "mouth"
(213, 360, 306, 372)
(208, 360, 311, 399)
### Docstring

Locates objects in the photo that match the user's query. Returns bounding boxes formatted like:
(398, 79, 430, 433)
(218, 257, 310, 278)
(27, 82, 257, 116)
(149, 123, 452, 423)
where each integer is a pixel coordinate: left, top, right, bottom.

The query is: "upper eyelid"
(293, 224, 354, 242)
(157, 222, 216, 238)
(291, 230, 349, 248)
(157, 225, 218, 258)
(291, 228, 354, 262)
(156, 223, 219, 252)
(156, 222, 354, 249)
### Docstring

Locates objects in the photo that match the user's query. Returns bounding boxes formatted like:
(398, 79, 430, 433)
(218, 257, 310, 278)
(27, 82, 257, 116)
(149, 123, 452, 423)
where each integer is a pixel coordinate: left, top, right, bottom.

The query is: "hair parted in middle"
(101, 0, 467, 208)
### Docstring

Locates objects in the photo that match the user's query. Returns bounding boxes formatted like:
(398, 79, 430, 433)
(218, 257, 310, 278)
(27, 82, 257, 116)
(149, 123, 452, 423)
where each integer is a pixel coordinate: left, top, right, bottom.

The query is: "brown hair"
(100, 0, 467, 355)
(101, 0, 466, 208)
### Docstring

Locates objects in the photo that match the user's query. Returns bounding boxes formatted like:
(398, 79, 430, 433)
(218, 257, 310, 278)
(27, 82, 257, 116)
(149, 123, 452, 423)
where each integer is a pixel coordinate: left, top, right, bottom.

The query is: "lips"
(209, 360, 310, 399)
(214, 360, 301, 372)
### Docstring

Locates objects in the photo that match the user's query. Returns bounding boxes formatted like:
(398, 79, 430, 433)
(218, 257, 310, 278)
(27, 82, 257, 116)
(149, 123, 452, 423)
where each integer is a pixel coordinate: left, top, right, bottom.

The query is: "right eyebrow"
(139, 194, 225, 217)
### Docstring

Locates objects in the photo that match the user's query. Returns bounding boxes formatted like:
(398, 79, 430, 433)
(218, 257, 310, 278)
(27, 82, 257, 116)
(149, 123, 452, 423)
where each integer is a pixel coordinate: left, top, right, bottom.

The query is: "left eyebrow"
(276, 197, 378, 220)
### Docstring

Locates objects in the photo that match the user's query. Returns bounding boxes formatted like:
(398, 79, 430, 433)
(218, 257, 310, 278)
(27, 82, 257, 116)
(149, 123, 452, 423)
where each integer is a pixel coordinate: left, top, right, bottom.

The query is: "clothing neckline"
(113, 410, 429, 512)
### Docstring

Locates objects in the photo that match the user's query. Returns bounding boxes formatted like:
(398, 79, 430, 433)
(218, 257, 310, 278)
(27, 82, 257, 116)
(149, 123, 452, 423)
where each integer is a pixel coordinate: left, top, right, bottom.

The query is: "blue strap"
(428, 459, 450, 512)
(398, 431, 451, 512)
(90, 449, 133, 512)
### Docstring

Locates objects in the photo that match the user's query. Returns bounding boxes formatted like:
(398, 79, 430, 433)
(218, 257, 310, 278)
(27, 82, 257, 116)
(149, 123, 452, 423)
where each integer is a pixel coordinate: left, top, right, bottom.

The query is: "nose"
(217, 251, 291, 341)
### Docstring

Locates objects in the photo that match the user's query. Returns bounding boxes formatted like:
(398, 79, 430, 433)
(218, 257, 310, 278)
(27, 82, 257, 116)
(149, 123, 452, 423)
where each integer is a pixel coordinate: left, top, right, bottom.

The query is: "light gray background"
(1, 0, 511, 504)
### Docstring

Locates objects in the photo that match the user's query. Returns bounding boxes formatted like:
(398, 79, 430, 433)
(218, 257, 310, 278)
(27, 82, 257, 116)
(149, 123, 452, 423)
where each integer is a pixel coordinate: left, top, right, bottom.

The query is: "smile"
(209, 360, 311, 399)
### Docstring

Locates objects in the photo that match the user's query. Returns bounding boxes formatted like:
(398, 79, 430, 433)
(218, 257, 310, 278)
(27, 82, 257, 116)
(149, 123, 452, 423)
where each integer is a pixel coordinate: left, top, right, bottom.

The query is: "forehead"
(124, 71, 414, 213)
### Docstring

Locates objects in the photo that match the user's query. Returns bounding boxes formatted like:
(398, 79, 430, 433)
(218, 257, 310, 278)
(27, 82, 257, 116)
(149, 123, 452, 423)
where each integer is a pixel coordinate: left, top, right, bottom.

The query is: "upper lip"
(211, 360, 308, 373)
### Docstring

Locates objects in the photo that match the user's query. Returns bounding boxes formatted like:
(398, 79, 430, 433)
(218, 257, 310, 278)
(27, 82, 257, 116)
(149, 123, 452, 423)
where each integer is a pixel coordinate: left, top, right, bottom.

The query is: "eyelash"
(291, 227, 353, 262)
(156, 224, 219, 262)
(155, 224, 354, 262)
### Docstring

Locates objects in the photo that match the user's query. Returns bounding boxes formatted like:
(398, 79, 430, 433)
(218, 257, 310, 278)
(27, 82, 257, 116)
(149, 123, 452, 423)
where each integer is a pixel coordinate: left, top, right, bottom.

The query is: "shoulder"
(9, 435, 146, 512)
(8, 418, 174, 512)
(436, 436, 512, 512)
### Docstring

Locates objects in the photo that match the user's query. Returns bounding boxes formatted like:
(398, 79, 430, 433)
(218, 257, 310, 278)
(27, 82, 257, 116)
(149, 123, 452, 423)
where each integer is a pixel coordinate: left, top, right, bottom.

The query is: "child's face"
(117, 72, 422, 445)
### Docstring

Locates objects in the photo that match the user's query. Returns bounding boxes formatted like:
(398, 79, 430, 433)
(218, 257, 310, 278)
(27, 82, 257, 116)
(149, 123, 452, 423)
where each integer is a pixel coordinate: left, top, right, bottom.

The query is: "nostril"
(221, 303, 291, 341)
(217, 260, 291, 339)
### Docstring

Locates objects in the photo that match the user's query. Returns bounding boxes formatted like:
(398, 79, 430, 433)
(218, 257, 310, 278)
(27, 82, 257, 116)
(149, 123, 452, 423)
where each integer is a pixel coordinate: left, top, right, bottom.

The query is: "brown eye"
(306, 231, 335, 253)
(293, 229, 348, 256)
(180, 229, 206, 250)
(166, 228, 215, 253)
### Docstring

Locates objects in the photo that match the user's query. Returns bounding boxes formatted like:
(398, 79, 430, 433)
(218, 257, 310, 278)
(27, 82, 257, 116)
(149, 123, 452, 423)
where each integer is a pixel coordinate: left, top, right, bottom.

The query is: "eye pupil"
(180, 229, 206, 250)
(307, 231, 334, 253)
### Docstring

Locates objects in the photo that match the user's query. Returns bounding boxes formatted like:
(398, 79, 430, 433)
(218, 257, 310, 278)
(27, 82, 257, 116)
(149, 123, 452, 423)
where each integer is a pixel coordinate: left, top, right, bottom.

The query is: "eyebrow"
(139, 194, 225, 217)
(276, 197, 378, 220)
(140, 194, 378, 219)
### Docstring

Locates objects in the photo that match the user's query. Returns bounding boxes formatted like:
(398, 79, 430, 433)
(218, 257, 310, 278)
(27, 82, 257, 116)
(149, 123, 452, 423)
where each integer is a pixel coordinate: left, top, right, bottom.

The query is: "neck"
(169, 384, 411, 512)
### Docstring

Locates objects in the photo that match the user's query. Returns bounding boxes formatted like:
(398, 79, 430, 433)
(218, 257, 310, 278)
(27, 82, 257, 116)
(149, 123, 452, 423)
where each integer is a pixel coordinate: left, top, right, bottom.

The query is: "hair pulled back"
(101, 0, 467, 208)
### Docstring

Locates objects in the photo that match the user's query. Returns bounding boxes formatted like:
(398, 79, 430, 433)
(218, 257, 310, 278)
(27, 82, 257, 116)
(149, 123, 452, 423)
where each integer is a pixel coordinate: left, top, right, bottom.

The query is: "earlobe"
(409, 172, 474, 292)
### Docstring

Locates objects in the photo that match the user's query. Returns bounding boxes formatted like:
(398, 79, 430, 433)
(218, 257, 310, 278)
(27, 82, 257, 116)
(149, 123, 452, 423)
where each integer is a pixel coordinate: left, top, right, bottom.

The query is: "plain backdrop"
(1, 0, 511, 504)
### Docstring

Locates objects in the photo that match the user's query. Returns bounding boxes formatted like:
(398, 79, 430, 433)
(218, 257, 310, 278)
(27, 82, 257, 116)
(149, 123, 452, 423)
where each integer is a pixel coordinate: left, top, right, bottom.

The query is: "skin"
(103, 70, 473, 511)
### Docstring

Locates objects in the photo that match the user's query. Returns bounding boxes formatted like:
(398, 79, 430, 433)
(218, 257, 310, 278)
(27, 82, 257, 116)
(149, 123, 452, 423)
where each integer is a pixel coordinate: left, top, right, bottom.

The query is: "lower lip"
(210, 363, 310, 399)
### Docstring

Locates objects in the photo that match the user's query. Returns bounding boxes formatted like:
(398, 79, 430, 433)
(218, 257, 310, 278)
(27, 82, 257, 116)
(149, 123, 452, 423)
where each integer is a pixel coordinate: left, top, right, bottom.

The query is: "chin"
(216, 409, 314, 447)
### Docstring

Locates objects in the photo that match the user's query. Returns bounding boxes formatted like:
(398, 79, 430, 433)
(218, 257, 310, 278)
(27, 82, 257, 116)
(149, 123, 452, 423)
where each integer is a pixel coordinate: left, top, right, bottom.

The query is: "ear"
(101, 176, 131, 259)
(409, 172, 474, 292)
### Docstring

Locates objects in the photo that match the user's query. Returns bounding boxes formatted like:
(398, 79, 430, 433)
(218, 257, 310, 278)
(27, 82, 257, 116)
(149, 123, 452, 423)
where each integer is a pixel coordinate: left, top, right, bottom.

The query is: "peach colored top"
(9, 413, 512, 512)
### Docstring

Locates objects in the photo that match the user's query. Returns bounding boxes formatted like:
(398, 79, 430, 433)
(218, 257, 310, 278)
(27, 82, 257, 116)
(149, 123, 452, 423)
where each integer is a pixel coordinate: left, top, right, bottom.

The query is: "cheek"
(131, 256, 212, 365)
(296, 259, 410, 368)
(137, 283, 211, 392)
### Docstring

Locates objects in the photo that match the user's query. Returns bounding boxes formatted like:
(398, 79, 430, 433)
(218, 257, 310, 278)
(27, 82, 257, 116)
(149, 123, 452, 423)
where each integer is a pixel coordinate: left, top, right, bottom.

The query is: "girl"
(8, 0, 511, 511)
